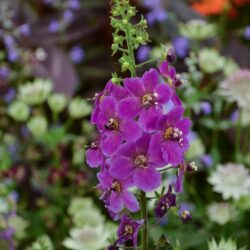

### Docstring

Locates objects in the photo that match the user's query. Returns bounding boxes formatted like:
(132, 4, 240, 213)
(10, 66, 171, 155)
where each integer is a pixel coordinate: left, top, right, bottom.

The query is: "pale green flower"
(18, 79, 53, 105)
(9, 215, 28, 239)
(48, 93, 68, 113)
(207, 202, 237, 225)
(8, 101, 30, 122)
(208, 163, 250, 200)
(63, 225, 110, 250)
(68, 98, 92, 119)
(223, 59, 239, 77)
(208, 238, 246, 250)
(26, 235, 54, 250)
(0, 197, 9, 213)
(27, 116, 48, 137)
(219, 70, 250, 109)
(180, 20, 216, 40)
(198, 49, 225, 74)
(186, 137, 205, 160)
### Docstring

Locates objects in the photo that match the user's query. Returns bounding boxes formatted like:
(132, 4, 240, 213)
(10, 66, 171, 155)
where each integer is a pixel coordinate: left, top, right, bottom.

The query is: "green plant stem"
(125, 26, 136, 77)
(235, 109, 242, 162)
(140, 191, 148, 250)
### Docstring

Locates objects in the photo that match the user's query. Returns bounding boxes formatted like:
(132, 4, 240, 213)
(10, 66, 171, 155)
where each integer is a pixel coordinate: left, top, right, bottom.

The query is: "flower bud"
(69, 98, 92, 119)
(48, 93, 67, 113)
(166, 48, 176, 64)
(8, 101, 30, 122)
(27, 116, 48, 137)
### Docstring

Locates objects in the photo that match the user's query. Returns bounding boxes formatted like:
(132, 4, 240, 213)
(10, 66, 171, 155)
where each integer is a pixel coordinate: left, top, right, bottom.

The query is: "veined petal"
(101, 132, 123, 156)
(86, 148, 103, 168)
(109, 192, 123, 213)
(122, 191, 140, 212)
(118, 97, 141, 119)
(100, 96, 117, 116)
(142, 69, 159, 92)
(120, 120, 142, 142)
(124, 77, 145, 97)
(155, 84, 171, 104)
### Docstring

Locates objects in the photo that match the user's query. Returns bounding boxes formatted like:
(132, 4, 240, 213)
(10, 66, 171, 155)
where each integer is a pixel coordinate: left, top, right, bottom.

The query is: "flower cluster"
(86, 50, 192, 247)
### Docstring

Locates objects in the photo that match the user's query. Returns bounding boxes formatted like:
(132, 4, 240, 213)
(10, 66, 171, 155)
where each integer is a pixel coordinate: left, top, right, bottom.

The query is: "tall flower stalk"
(86, 1, 196, 249)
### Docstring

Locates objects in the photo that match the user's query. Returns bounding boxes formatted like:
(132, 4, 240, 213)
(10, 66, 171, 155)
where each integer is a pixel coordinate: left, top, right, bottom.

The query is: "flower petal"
(176, 118, 192, 135)
(109, 192, 123, 213)
(155, 84, 171, 104)
(86, 148, 103, 168)
(122, 191, 140, 212)
(124, 77, 145, 97)
(120, 120, 142, 142)
(134, 168, 161, 192)
(118, 97, 141, 119)
(101, 132, 123, 156)
(142, 69, 159, 92)
(161, 141, 184, 166)
(109, 156, 134, 180)
(100, 96, 117, 116)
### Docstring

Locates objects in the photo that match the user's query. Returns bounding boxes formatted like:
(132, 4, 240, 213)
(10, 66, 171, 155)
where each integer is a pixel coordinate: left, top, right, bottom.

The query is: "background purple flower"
(7, 48, 19, 62)
(70, 46, 85, 64)
(19, 24, 31, 36)
(200, 101, 212, 115)
(137, 45, 151, 63)
(63, 10, 74, 23)
(68, 0, 80, 10)
(4, 89, 16, 103)
(48, 20, 59, 33)
(173, 37, 190, 58)
(200, 154, 213, 168)
(244, 26, 250, 40)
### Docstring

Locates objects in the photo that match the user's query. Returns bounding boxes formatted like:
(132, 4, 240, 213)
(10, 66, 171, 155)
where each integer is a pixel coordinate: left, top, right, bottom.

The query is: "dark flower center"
(164, 126, 184, 147)
(142, 92, 158, 106)
(134, 154, 148, 168)
(124, 225, 133, 235)
(105, 118, 119, 130)
(111, 181, 122, 192)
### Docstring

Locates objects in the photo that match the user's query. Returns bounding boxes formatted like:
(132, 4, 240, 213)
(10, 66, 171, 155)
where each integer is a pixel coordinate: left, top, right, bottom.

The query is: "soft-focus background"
(0, 0, 250, 249)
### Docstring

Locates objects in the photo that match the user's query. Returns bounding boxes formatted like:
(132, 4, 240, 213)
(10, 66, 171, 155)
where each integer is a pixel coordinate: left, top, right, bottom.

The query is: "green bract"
(18, 79, 53, 105)
(8, 101, 30, 122)
(48, 93, 68, 113)
(27, 116, 48, 138)
(68, 98, 92, 119)
(180, 20, 216, 40)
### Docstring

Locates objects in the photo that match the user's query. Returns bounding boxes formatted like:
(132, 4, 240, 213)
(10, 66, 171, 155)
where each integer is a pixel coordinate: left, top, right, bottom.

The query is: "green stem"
(125, 26, 136, 77)
(235, 109, 242, 162)
(140, 191, 148, 250)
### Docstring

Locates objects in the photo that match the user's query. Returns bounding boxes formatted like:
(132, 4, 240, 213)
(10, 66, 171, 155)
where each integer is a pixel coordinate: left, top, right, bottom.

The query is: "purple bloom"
(3, 35, 14, 48)
(0, 66, 10, 79)
(230, 109, 239, 122)
(97, 169, 139, 213)
(244, 26, 250, 40)
(173, 37, 190, 58)
(200, 154, 213, 167)
(158, 60, 184, 105)
(63, 10, 74, 23)
(4, 88, 16, 103)
(70, 46, 85, 64)
(48, 20, 59, 33)
(179, 209, 192, 223)
(86, 140, 103, 168)
(155, 185, 176, 218)
(151, 106, 191, 166)
(7, 48, 19, 62)
(118, 69, 171, 132)
(109, 133, 165, 192)
(117, 214, 143, 247)
(166, 48, 176, 64)
(68, 0, 80, 10)
(97, 96, 142, 156)
(19, 24, 31, 36)
(137, 45, 151, 63)
(200, 101, 212, 115)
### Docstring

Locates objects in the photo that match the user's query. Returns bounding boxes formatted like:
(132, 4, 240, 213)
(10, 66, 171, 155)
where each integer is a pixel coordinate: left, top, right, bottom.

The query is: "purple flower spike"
(86, 140, 103, 168)
(98, 169, 139, 213)
(119, 69, 171, 132)
(117, 214, 143, 247)
(155, 185, 176, 218)
(97, 96, 142, 156)
(151, 106, 191, 166)
(109, 133, 165, 192)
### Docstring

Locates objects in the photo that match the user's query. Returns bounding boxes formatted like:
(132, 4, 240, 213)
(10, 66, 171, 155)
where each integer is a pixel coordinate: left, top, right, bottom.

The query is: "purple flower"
(200, 154, 213, 167)
(86, 140, 103, 168)
(63, 10, 74, 23)
(48, 20, 59, 33)
(151, 106, 191, 166)
(4, 88, 15, 103)
(155, 185, 176, 218)
(91, 80, 127, 124)
(166, 48, 176, 64)
(70, 46, 85, 64)
(200, 101, 212, 115)
(0, 66, 10, 79)
(117, 214, 143, 247)
(7, 48, 19, 62)
(68, 0, 80, 10)
(230, 110, 239, 122)
(109, 133, 165, 192)
(179, 209, 192, 223)
(19, 24, 31, 36)
(173, 37, 190, 58)
(137, 45, 151, 63)
(244, 26, 250, 40)
(158, 60, 184, 105)
(97, 96, 142, 156)
(3, 35, 14, 48)
(118, 69, 171, 132)
(97, 169, 139, 213)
